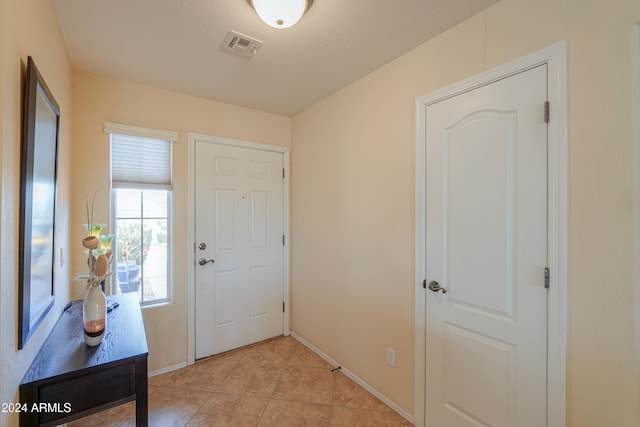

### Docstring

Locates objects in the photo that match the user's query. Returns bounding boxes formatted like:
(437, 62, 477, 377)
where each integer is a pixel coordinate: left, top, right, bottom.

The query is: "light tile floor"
(68, 336, 413, 426)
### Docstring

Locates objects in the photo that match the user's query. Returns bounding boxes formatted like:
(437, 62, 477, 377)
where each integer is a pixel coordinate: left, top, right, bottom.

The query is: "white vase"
(83, 283, 106, 346)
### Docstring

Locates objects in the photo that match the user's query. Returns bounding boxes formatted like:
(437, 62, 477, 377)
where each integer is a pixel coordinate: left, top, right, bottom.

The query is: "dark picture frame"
(18, 56, 60, 349)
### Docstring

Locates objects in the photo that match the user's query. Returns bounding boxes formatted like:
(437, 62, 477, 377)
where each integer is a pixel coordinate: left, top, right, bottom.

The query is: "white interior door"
(425, 65, 548, 426)
(195, 141, 284, 359)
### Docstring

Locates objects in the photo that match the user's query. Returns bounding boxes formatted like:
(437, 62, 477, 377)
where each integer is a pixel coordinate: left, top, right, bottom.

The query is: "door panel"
(250, 191, 270, 249)
(446, 111, 516, 319)
(215, 189, 237, 251)
(425, 65, 548, 426)
(214, 270, 237, 327)
(443, 323, 516, 427)
(195, 142, 284, 359)
(250, 266, 269, 318)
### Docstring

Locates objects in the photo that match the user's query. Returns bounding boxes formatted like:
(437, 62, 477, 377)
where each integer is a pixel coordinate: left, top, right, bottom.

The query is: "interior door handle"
(199, 258, 215, 266)
(428, 280, 447, 294)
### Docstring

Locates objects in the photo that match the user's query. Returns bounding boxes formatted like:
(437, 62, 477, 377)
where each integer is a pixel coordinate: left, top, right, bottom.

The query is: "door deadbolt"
(198, 242, 207, 250)
(428, 281, 447, 294)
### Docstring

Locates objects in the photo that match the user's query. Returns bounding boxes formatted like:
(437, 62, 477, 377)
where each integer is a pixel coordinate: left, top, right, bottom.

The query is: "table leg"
(135, 357, 148, 426)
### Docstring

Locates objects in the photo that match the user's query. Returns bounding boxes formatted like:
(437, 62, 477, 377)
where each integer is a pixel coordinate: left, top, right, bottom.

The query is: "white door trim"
(414, 41, 568, 427)
(187, 133, 290, 365)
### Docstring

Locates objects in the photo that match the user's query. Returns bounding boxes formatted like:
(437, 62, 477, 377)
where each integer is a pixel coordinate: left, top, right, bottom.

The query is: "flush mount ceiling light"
(247, 0, 313, 29)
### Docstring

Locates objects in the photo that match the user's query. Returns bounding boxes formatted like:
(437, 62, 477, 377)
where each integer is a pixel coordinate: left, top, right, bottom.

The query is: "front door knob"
(199, 258, 215, 266)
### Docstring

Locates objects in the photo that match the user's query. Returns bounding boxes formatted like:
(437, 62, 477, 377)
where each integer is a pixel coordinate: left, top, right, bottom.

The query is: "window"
(113, 188, 170, 304)
(106, 123, 176, 305)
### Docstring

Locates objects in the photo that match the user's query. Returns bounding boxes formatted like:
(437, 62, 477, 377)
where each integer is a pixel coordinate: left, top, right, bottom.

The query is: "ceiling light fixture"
(247, 0, 313, 29)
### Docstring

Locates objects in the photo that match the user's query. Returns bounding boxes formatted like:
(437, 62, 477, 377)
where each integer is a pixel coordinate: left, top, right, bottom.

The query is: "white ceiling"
(52, 0, 498, 116)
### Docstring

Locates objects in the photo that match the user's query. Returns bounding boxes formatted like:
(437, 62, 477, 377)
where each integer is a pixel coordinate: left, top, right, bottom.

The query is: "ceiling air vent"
(221, 30, 263, 57)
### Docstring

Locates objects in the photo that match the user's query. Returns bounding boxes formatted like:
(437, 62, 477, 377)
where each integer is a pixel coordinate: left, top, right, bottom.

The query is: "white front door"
(425, 65, 548, 426)
(195, 141, 284, 359)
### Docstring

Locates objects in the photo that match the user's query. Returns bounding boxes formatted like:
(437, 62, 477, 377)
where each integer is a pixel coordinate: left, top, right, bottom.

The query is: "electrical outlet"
(386, 348, 396, 367)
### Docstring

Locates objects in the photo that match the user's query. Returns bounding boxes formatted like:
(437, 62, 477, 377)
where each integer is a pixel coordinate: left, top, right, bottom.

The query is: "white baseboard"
(148, 361, 188, 378)
(290, 331, 414, 425)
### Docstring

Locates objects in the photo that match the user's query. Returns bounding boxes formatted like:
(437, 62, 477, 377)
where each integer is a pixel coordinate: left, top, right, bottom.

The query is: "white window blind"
(111, 133, 173, 189)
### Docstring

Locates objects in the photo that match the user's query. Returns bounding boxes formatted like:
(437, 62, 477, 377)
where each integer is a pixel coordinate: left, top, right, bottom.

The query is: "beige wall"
(291, 0, 640, 425)
(0, 0, 72, 426)
(70, 71, 291, 372)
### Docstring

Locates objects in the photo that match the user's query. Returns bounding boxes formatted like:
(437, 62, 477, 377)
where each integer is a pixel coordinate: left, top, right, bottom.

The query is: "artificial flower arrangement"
(81, 198, 114, 346)
(82, 222, 114, 286)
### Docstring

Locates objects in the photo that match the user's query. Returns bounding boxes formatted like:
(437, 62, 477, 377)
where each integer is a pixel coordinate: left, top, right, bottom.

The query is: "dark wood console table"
(19, 293, 148, 426)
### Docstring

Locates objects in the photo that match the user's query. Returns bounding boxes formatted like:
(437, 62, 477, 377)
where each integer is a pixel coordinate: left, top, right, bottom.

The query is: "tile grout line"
(187, 358, 242, 427)
(327, 367, 340, 426)
(255, 339, 298, 426)
(185, 357, 241, 426)
(182, 389, 214, 427)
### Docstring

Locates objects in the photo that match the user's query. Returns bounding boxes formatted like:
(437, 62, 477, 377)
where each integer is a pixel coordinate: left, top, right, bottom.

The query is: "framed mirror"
(18, 56, 59, 349)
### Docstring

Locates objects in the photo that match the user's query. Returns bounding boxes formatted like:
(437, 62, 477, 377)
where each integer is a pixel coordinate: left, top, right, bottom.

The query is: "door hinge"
(283, 235, 285, 246)
(283, 168, 285, 179)
(544, 101, 550, 123)
(544, 267, 550, 289)
(283, 302, 285, 313)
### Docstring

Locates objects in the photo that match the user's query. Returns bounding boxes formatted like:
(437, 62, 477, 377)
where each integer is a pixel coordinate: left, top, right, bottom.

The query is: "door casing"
(414, 41, 568, 427)
(187, 133, 290, 365)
